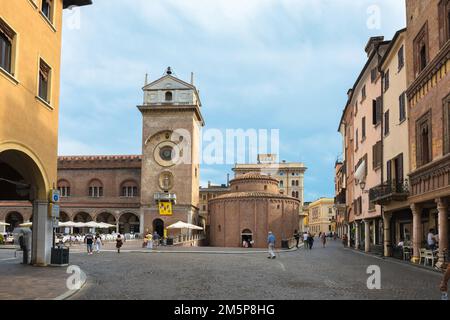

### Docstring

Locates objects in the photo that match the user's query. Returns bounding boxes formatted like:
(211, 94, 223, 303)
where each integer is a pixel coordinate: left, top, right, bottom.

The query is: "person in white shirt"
(303, 232, 309, 250)
(427, 229, 437, 250)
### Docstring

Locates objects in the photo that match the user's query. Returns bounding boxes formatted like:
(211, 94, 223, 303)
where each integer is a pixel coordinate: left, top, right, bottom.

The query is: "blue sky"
(59, 0, 406, 202)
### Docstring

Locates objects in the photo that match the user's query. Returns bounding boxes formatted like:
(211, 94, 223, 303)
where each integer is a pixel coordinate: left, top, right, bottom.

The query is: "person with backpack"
(308, 232, 314, 250)
(116, 234, 123, 253)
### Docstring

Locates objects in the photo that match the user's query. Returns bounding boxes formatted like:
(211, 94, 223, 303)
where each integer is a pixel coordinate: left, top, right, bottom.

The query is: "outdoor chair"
(419, 248, 426, 264)
(424, 250, 437, 267)
(403, 246, 412, 261)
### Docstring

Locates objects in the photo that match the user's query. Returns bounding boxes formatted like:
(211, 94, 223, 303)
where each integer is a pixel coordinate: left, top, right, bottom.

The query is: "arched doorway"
(241, 229, 253, 248)
(153, 219, 164, 238)
(96, 212, 117, 234)
(119, 213, 139, 234)
(57, 212, 70, 234)
(5, 212, 24, 233)
(73, 212, 93, 234)
(0, 148, 49, 265)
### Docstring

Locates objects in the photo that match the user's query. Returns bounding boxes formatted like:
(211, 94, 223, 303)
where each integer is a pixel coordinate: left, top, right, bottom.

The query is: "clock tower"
(138, 68, 205, 236)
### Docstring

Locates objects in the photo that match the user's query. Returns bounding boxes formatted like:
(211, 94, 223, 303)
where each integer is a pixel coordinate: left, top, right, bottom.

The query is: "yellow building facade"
(307, 198, 335, 235)
(0, 0, 91, 265)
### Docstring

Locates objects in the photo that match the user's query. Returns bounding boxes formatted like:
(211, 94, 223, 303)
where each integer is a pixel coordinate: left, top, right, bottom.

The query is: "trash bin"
(166, 238, 174, 246)
(281, 240, 290, 249)
(51, 247, 69, 266)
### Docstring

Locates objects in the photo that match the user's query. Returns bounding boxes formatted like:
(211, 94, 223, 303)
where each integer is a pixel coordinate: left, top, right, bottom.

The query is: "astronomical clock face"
(149, 131, 185, 168)
(154, 141, 179, 167)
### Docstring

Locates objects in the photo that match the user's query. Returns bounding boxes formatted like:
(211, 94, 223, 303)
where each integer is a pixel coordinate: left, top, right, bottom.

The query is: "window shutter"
(372, 100, 377, 125)
(40, 60, 51, 80)
(0, 19, 15, 42)
(386, 161, 392, 183)
(398, 154, 404, 182)
(376, 96, 383, 124)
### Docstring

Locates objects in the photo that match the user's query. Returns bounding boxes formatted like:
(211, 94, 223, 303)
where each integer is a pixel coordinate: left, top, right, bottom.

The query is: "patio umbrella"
(97, 222, 116, 229)
(166, 221, 203, 230)
(19, 222, 32, 228)
(0, 222, 10, 226)
(58, 221, 79, 228)
(84, 221, 101, 228)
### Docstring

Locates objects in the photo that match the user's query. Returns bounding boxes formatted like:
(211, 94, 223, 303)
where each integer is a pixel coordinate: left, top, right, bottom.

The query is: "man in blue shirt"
(267, 231, 276, 259)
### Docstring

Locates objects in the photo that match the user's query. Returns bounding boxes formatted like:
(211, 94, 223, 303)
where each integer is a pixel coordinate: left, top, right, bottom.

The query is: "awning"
(354, 159, 366, 182)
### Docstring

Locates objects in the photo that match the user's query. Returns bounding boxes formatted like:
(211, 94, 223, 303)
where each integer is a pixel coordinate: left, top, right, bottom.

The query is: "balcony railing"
(334, 189, 346, 205)
(369, 180, 409, 205)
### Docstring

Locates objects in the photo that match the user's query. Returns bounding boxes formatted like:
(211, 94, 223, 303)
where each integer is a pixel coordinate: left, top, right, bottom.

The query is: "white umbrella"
(19, 222, 32, 227)
(0, 222, 10, 226)
(72, 222, 88, 228)
(97, 222, 116, 229)
(167, 221, 203, 230)
(84, 221, 101, 228)
(58, 221, 82, 228)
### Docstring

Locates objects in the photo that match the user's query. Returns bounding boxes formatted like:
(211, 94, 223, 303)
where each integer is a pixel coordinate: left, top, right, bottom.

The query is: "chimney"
(365, 36, 384, 57)
(347, 88, 353, 99)
(144, 73, 148, 86)
(191, 72, 194, 85)
(227, 174, 230, 187)
(208, 181, 211, 188)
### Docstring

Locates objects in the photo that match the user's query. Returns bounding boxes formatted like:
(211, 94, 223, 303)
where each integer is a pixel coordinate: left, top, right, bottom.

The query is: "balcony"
(334, 189, 346, 206)
(409, 154, 450, 199)
(369, 180, 409, 205)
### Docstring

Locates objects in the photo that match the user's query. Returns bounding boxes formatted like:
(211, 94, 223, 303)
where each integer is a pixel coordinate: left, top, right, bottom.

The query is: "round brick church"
(209, 173, 300, 248)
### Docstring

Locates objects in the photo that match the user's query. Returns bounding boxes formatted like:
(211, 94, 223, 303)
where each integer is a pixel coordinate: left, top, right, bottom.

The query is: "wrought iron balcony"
(334, 189, 346, 205)
(369, 180, 409, 205)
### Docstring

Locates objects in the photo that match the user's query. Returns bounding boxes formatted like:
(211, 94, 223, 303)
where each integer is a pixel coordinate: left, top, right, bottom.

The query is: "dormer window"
(165, 91, 173, 101)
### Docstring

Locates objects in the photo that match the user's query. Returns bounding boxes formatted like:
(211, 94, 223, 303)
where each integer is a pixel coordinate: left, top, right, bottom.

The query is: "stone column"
(31, 200, 52, 266)
(139, 208, 145, 236)
(436, 198, 449, 269)
(346, 224, 351, 247)
(355, 221, 360, 250)
(364, 220, 371, 252)
(383, 212, 392, 257)
(116, 221, 120, 234)
(411, 203, 422, 264)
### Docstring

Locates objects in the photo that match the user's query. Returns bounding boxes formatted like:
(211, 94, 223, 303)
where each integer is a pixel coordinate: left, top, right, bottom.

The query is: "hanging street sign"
(159, 201, 173, 216)
(49, 189, 61, 203)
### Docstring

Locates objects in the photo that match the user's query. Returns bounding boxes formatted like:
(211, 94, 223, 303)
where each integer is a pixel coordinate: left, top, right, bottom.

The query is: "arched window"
(121, 181, 138, 198)
(88, 179, 103, 198)
(165, 91, 173, 101)
(57, 180, 71, 197)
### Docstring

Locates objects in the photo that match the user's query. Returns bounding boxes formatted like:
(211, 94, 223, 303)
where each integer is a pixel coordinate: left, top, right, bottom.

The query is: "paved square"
(66, 241, 443, 300)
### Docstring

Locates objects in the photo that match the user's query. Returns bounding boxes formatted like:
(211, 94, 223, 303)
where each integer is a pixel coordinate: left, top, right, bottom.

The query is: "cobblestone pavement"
(0, 250, 72, 300)
(70, 240, 444, 300)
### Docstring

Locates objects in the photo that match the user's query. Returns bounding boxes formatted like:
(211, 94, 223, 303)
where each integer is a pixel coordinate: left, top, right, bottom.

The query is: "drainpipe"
(378, 46, 385, 247)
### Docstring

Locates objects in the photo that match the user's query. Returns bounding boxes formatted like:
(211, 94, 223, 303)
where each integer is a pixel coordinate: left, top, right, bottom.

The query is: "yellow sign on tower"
(159, 201, 173, 216)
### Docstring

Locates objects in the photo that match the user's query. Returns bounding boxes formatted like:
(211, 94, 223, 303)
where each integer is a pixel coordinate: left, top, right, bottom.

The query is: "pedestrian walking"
(95, 234, 103, 253)
(321, 232, 327, 248)
(145, 232, 153, 249)
(308, 232, 314, 250)
(153, 231, 160, 248)
(342, 234, 348, 247)
(116, 234, 123, 253)
(267, 231, 276, 259)
(294, 230, 300, 248)
(85, 233, 94, 255)
(303, 232, 309, 250)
